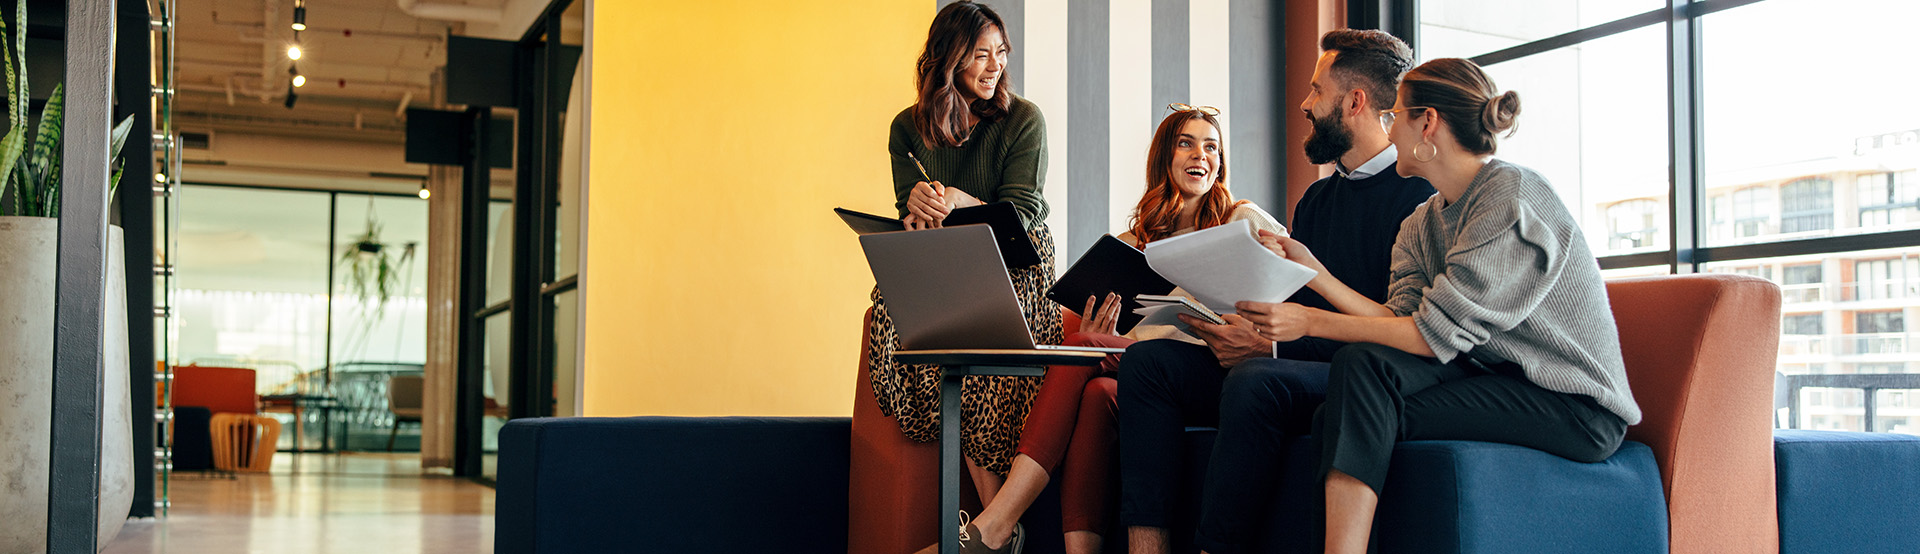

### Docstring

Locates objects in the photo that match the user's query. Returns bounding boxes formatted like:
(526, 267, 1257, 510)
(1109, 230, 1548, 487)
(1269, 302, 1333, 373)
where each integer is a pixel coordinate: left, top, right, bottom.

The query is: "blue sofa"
(495, 416, 1669, 554)
(1774, 430, 1920, 554)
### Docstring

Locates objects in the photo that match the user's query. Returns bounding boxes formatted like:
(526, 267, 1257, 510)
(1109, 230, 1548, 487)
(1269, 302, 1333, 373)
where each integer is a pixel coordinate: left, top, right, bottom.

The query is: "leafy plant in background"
(0, 0, 136, 217)
(338, 213, 418, 321)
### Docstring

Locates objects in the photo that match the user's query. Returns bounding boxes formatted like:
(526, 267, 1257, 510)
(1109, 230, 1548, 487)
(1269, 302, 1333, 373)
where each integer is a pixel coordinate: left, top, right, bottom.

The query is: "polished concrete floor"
(104, 453, 494, 554)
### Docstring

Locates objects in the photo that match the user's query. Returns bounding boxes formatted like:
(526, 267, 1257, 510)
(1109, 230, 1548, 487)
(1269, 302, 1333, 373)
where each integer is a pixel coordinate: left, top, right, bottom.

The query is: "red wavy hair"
(1126, 110, 1246, 246)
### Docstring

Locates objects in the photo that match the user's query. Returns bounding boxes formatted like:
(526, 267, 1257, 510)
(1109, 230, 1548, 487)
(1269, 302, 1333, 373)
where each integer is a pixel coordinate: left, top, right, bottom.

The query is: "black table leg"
(941, 366, 964, 554)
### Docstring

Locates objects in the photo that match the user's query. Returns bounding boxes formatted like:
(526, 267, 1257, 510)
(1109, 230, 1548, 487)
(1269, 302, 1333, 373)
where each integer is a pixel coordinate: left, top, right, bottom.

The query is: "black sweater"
(1287, 162, 1436, 312)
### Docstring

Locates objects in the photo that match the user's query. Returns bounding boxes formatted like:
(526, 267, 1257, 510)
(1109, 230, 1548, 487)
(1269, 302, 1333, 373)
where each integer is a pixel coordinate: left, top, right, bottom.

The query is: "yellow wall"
(583, 1, 929, 416)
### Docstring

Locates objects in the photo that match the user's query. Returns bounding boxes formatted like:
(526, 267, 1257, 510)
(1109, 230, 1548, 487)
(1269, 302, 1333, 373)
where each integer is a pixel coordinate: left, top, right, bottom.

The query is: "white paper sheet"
(1142, 219, 1318, 313)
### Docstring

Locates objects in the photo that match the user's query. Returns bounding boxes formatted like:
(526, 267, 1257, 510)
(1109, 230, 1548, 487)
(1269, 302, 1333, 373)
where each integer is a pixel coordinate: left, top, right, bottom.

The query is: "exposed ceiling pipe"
(395, 91, 413, 118)
(260, 0, 281, 103)
(396, 0, 503, 24)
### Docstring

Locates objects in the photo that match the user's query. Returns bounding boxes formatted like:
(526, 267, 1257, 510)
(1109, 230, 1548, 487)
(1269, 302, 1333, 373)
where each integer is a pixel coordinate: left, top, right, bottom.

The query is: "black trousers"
(1116, 337, 1343, 529)
(1195, 357, 1332, 554)
(1316, 343, 1629, 495)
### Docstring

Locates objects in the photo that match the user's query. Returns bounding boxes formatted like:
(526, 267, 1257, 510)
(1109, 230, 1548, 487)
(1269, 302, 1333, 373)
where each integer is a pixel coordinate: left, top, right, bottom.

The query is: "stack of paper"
(1141, 219, 1318, 314)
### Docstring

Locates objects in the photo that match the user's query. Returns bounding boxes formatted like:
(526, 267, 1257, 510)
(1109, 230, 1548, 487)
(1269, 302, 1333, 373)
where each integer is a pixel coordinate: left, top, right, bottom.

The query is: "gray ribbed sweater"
(1385, 159, 1642, 424)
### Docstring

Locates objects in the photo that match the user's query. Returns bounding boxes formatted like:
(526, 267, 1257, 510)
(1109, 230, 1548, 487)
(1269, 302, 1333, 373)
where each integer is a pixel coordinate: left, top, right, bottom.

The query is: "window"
(1857, 362, 1906, 374)
(1784, 264, 1823, 285)
(1418, 8, 1669, 258)
(1731, 186, 1775, 240)
(1716, 264, 1773, 281)
(1413, 0, 1920, 445)
(1854, 258, 1920, 301)
(1605, 199, 1661, 250)
(1855, 310, 1905, 334)
(1783, 314, 1823, 335)
(1782, 263, 1824, 303)
(1858, 171, 1920, 228)
(1779, 178, 1833, 234)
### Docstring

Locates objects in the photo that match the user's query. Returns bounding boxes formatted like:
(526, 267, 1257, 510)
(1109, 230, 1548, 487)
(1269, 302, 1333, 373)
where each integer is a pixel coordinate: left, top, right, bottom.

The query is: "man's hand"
(1181, 313, 1273, 368)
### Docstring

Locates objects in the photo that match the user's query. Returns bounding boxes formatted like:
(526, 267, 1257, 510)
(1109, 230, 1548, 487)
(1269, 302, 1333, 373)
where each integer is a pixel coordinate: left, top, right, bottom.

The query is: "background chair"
(172, 365, 274, 472)
(387, 374, 425, 451)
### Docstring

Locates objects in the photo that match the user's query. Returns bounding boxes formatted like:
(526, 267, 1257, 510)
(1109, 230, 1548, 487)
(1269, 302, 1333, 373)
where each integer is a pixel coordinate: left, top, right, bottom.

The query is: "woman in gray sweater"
(1235, 57, 1641, 554)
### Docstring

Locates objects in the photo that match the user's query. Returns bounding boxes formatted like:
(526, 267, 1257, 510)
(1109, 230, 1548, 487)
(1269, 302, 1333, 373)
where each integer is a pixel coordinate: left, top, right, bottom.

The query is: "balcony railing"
(1840, 279, 1920, 302)
(1838, 332, 1912, 356)
(1781, 283, 1825, 304)
(1779, 335, 1829, 356)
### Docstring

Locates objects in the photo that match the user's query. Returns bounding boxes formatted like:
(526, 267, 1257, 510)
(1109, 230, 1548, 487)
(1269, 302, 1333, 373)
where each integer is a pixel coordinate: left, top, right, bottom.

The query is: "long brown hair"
(1401, 58, 1520, 156)
(1127, 110, 1245, 245)
(912, 1, 1014, 148)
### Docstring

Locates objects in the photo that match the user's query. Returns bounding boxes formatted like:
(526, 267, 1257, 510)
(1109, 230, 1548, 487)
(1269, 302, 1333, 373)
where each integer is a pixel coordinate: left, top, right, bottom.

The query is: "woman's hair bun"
(1481, 90, 1521, 138)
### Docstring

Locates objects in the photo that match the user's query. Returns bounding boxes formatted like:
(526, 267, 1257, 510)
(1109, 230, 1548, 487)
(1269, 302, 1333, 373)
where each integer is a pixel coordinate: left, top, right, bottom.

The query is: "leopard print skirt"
(867, 223, 1062, 475)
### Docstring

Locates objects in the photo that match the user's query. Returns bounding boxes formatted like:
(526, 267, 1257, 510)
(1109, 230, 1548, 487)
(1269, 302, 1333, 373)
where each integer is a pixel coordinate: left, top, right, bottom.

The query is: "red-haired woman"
(956, 105, 1284, 554)
(866, 3, 1059, 551)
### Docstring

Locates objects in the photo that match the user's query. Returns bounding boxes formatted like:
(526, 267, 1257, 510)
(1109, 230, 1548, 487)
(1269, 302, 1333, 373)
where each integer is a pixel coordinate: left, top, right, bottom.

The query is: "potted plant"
(0, 0, 139, 549)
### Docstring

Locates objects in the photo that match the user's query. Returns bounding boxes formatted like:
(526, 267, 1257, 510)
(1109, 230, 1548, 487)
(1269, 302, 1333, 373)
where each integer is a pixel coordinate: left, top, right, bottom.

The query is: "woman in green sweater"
(864, 2, 1057, 551)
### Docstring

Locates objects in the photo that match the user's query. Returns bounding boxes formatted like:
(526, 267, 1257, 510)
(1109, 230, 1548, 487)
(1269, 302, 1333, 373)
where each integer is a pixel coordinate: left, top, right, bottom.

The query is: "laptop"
(835, 202, 1043, 268)
(859, 225, 1126, 354)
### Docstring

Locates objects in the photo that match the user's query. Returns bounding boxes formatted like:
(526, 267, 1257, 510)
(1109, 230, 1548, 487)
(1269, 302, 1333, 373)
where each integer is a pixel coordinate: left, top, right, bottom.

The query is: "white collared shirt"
(1333, 146, 1398, 181)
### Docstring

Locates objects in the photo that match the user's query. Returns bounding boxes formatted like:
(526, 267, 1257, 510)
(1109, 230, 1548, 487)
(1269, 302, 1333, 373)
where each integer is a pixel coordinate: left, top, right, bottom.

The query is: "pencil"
(908, 152, 933, 183)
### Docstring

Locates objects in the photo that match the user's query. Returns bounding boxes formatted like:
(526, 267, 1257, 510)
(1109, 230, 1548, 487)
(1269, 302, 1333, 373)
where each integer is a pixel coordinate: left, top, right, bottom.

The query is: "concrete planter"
(0, 217, 133, 551)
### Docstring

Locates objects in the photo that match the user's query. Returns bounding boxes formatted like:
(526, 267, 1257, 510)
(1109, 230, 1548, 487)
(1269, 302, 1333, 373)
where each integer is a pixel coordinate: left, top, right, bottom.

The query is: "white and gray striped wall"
(940, 0, 1289, 261)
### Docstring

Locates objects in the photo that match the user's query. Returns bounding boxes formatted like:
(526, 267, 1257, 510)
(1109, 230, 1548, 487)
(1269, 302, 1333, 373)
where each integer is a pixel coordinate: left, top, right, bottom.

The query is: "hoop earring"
(1413, 140, 1438, 162)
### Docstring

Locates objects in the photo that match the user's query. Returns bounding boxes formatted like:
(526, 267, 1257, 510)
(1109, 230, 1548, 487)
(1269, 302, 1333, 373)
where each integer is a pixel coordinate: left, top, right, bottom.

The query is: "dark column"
(49, 0, 117, 551)
(114, 0, 155, 519)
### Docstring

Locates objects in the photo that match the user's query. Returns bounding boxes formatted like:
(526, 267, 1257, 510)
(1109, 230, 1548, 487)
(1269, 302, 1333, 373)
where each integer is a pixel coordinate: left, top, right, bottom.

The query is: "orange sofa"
(847, 274, 1783, 554)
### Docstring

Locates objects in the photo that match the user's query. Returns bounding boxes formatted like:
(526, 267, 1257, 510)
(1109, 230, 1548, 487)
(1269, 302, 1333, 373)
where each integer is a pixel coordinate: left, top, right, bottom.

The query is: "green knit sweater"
(887, 93, 1049, 229)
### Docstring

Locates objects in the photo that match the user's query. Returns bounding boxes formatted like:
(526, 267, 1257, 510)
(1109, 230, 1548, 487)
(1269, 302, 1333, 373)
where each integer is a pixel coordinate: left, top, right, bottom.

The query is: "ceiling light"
(153, 173, 167, 183)
(292, 74, 306, 88)
(292, 6, 307, 31)
(417, 184, 431, 199)
(287, 45, 302, 60)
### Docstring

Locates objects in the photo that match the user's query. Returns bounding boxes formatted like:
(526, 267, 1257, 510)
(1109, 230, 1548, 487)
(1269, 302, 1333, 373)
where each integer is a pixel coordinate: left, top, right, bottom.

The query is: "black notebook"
(1046, 235, 1178, 334)
(833, 202, 1042, 268)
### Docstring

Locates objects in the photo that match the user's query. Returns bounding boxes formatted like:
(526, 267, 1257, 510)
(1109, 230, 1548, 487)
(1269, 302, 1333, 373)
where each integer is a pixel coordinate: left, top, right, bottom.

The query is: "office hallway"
(103, 454, 493, 554)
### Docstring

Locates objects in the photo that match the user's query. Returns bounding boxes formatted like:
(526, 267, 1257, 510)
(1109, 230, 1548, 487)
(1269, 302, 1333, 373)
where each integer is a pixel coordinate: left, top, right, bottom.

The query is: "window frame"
(1388, 0, 1920, 272)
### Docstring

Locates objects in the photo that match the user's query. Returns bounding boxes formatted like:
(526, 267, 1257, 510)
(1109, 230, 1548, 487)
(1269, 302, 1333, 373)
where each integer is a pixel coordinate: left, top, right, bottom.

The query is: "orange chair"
(210, 413, 281, 472)
(171, 365, 261, 416)
(173, 365, 276, 472)
(1611, 274, 1781, 554)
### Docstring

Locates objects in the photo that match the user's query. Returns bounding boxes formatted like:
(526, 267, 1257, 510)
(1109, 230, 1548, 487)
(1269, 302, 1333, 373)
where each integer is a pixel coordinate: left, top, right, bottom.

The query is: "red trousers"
(1015, 332, 1135, 533)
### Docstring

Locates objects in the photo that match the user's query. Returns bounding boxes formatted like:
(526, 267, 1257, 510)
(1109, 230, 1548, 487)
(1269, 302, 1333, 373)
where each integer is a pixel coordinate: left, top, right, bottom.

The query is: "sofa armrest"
(1608, 274, 1781, 554)
(496, 416, 852, 554)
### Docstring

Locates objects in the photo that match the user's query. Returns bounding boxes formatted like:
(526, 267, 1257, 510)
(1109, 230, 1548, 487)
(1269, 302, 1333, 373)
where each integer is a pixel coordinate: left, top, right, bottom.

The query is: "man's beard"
(1303, 108, 1353, 166)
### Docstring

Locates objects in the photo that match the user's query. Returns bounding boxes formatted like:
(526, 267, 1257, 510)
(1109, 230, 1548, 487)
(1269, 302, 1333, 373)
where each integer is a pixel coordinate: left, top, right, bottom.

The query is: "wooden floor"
(104, 453, 494, 554)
